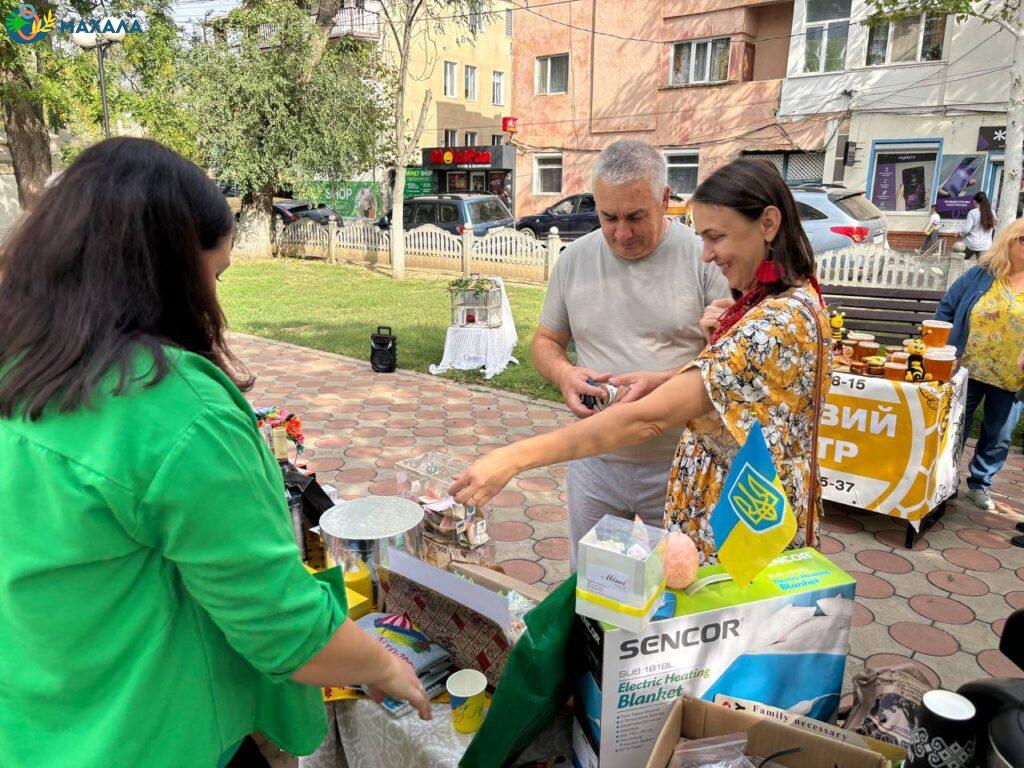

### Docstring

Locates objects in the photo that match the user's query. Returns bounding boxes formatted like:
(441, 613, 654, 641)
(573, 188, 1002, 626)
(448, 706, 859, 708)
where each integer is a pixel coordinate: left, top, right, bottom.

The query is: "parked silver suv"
(790, 185, 888, 255)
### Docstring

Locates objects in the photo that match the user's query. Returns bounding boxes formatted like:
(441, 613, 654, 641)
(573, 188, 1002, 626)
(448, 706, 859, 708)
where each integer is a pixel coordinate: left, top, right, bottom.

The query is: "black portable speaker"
(370, 326, 397, 373)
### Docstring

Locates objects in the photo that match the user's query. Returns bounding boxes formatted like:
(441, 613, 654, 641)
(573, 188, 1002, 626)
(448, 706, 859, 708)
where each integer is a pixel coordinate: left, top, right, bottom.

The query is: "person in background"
(0, 138, 429, 768)
(455, 158, 830, 564)
(936, 216, 1024, 515)
(531, 140, 730, 569)
(922, 204, 941, 251)
(959, 191, 997, 259)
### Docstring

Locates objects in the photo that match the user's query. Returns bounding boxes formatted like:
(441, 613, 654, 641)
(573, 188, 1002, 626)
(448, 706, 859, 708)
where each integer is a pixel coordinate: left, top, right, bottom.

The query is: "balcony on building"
(257, 1, 381, 46)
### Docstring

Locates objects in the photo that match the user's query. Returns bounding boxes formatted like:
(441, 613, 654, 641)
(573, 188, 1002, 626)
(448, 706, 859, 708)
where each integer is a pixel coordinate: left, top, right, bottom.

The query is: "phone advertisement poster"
(935, 153, 985, 219)
(870, 151, 937, 212)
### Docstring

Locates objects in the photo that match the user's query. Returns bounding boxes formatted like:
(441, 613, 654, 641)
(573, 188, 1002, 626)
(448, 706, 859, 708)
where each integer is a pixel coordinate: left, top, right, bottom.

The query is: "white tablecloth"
(429, 277, 518, 379)
(298, 699, 571, 768)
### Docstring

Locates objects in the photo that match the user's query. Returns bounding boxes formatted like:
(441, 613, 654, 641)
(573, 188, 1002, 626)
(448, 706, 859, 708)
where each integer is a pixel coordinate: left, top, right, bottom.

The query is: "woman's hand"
(700, 298, 735, 342)
(367, 654, 433, 721)
(608, 370, 672, 403)
(450, 447, 518, 508)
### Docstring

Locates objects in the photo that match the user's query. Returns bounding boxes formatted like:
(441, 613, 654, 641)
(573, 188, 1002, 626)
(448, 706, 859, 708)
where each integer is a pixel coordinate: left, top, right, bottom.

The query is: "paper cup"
(447, 669, 487, 734)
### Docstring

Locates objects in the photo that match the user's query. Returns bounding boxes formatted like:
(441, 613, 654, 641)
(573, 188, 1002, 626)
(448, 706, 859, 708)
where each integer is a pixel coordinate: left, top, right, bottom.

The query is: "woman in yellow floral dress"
(451, 158, 831, 562)
(935, 216, 1024, 519)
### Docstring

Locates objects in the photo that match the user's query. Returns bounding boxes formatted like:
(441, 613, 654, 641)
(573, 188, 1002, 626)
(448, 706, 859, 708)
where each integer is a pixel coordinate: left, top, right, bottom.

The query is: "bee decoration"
(905, 338, 932, 383)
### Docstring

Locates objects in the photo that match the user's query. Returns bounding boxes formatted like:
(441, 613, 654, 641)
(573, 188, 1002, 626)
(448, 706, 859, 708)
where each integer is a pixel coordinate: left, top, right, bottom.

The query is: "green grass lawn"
(218, 259, 562, 402)
(220, 259, 1022, 447)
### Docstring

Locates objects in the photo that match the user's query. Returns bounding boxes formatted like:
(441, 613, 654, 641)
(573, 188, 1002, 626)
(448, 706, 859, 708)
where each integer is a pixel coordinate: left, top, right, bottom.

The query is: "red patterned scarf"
(710, 269, 825, 345)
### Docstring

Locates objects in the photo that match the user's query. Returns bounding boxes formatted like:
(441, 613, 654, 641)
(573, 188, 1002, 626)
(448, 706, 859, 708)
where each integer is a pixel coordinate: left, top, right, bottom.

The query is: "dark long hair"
(974, 191, 996, 231)
(0, 137, 251, 420)
(692, 158, 815, 291)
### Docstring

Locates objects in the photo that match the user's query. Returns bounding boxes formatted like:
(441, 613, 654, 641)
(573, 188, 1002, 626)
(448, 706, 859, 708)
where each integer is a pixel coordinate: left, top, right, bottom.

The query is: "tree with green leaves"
(0, 1, 189, 207)
(180, 0, 393, 259)
(866, 0, 1024, 226)
(378, 0, 482, 278)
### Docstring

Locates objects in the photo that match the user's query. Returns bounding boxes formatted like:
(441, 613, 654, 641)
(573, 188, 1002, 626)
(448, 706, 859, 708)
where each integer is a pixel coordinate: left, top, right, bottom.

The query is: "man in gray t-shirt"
(534, 140, 730, 569)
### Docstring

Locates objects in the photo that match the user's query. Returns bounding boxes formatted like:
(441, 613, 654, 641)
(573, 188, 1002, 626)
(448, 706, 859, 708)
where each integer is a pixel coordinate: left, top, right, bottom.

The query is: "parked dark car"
(516, 193, 598, 240)
(376, 194, 514, 236)
(269, 200, 339, 226)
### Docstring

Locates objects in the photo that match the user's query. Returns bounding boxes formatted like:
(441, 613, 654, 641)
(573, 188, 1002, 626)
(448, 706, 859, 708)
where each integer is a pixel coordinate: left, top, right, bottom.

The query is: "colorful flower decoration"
(254, 405, 305, 455)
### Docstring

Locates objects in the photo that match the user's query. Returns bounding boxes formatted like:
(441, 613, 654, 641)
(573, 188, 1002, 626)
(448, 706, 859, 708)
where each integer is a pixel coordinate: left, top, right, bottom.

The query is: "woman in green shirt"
(0, 138, 430, 768)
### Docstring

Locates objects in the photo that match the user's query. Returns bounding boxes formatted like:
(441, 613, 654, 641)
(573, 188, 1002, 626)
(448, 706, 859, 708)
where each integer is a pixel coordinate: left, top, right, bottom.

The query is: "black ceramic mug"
(905, 689, 977, 768)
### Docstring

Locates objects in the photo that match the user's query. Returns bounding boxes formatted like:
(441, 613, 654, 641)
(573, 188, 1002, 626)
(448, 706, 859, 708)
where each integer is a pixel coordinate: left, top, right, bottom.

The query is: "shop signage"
(403, 167, 434, 197)
(428, 147, 494, 168)
(977, 125, 1007, 151)
(501, 116, 518, 133)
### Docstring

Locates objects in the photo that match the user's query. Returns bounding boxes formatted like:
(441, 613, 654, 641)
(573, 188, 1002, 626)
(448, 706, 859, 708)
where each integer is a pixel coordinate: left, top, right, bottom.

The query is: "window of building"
(867, 142, 940, 212)
(803, 0, 851, 73)
(505, 8, 512, 36)
(534, 154, 563, 194)
(491, 133, 504, 146)
(744, 150, 825, 185)
(670, 38, 730, 86)
(443, 129, 458, 147)
(865, 13, 947, 66)
(465, 131, 478, 146)
(492, 70, 505, 106)
(468, 9, 486, 33)
(443, 61, 457, 97)
(665, 151, 699, 194)
(464, 65, 477, 100)
(535, 54, 569, 95)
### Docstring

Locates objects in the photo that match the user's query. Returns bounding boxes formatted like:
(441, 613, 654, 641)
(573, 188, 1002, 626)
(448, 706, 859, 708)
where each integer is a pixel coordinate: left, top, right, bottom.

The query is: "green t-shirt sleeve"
(135, 407, 347, 680)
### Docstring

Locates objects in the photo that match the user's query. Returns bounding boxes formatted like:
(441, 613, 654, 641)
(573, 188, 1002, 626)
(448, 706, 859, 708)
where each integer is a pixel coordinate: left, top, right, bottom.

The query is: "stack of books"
(355, 612, 452, 717)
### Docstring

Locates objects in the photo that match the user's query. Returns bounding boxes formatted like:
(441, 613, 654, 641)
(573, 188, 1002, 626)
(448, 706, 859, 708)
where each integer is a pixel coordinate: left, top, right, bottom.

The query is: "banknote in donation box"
(572, 548, 856, 768)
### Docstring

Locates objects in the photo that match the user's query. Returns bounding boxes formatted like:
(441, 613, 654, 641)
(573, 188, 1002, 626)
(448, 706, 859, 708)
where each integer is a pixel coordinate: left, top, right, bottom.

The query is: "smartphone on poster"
(901, 167, 927, 210)
(938, 157, 980, 199)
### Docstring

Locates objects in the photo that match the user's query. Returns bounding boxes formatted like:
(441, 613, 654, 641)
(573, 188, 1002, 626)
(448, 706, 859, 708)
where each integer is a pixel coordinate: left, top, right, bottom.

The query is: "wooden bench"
(820, 283, 951, 548)
(821, 284, 945, 346)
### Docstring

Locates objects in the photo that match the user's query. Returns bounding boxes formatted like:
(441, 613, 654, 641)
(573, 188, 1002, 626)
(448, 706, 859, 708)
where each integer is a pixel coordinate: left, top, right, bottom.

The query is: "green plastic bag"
(459, 575, 578, 768)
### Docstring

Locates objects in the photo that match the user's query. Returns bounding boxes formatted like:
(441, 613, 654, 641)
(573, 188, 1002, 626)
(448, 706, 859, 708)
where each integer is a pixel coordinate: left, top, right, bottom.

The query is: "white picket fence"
(816, 245, 966, 291)
(276, 219, 560, 282)
(276, 220, 963, 290)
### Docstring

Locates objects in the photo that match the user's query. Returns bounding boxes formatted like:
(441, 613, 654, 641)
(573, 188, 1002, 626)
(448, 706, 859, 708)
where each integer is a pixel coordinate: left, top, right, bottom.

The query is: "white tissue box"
(575, 515, 667, 634)
(573, 548, 856, 768)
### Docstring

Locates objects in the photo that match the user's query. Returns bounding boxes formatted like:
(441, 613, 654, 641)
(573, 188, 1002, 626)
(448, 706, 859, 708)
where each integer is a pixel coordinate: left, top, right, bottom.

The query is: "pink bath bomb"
(664, 530, 699, 589)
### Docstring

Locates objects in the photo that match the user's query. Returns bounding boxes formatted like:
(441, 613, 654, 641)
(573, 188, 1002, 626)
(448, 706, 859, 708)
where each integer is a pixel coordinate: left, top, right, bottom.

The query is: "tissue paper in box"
(576, 515, 666, 633)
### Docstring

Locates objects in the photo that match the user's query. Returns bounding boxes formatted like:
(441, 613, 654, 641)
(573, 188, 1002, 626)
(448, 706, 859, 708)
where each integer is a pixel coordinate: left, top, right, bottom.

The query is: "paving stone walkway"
(235, 334, 1024, 695)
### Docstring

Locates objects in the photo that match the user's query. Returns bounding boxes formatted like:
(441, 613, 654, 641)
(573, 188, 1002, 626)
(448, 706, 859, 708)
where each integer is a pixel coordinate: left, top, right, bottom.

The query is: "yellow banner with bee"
(817, 369, 968, 524)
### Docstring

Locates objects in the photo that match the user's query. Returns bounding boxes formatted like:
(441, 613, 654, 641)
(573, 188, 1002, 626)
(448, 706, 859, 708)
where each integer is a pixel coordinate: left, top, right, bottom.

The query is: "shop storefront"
(419, 144, 517, 215)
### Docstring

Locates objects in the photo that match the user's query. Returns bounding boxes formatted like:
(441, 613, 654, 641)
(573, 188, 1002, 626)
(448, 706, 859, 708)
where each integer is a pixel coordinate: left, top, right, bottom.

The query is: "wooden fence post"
(545, 227, 561, 281)
(462, 229, 473, 275)
(327, 218, 337, 264)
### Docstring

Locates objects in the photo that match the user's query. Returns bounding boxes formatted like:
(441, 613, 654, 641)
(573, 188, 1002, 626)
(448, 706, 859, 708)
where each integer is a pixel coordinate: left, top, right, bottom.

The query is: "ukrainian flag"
(710, 420, 797, 587)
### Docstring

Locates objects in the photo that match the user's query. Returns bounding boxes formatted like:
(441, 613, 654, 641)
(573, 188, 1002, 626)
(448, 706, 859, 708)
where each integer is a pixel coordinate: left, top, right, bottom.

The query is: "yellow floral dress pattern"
(961, 278, 1024, 392)
(665, 286, 831, 565)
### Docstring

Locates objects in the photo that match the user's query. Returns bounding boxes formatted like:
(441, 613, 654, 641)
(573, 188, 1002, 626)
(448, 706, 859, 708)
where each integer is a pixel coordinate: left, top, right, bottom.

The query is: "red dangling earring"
(755, 242, 779, 284)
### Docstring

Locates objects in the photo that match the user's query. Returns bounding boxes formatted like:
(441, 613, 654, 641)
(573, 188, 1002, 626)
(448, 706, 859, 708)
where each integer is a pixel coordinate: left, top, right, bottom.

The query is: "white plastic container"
(575, 515, 666, 633)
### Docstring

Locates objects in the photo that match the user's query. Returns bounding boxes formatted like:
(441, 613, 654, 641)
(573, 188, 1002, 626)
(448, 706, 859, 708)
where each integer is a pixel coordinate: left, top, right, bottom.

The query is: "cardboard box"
(644, 697, 888, 768)
(572, 548, 855, 768)
(712, 696, 907, 765)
